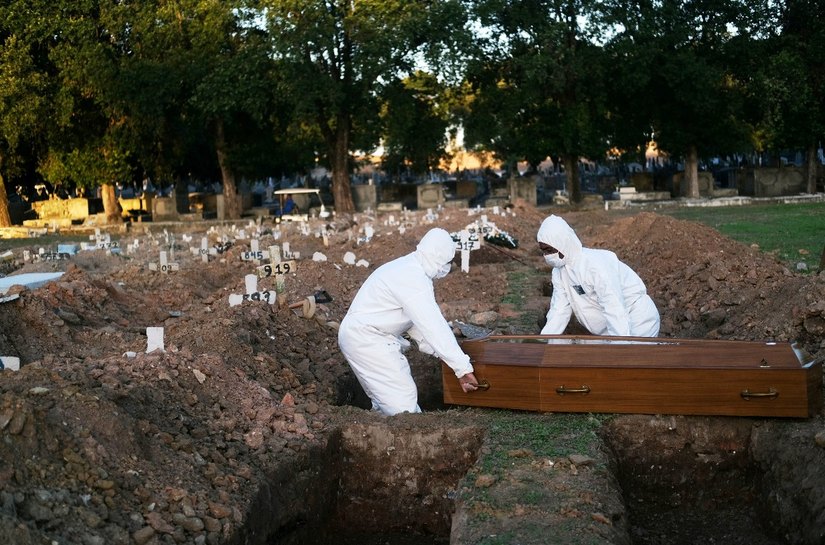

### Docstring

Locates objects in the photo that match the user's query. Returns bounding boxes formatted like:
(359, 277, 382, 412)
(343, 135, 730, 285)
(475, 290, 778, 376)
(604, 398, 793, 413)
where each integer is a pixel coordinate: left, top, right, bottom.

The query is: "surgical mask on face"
(435, 262, 452, 279)
(544, 254, 565, 268)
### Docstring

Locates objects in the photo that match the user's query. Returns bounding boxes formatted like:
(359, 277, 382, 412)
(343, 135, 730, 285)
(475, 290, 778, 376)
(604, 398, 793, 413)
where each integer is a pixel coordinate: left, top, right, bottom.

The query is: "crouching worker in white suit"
(537, 215, 660, 337)
(338, 228, 480, 416)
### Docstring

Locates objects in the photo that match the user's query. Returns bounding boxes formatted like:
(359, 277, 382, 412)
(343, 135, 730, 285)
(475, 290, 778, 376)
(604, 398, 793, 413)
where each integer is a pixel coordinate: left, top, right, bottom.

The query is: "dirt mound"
(1, 203, 823, 544)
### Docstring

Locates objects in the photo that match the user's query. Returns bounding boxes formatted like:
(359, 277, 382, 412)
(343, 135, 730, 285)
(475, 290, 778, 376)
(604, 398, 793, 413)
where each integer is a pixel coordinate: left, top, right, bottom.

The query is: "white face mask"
(544, 254, 565, 268)
(435, 262, 452, 279)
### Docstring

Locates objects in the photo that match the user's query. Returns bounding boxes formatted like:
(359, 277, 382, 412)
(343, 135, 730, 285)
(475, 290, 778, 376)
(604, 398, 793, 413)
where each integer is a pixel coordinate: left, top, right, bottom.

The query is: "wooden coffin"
(442, 335, 823, 418)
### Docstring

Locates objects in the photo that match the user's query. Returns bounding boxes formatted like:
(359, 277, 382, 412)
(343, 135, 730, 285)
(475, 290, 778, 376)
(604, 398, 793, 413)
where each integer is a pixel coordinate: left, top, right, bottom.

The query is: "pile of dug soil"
(1, 202, 823, 545)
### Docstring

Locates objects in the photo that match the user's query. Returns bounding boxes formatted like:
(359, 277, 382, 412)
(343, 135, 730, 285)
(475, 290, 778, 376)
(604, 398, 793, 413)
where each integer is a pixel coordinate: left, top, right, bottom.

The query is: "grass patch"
(659, 202, 825, 272)
(499, 266, 547, 333)
(479, 411, 606, 475)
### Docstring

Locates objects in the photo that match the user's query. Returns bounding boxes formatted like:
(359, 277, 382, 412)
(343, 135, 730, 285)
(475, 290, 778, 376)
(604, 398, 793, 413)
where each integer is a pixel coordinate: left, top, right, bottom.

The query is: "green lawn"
(659, 202, 825, 273)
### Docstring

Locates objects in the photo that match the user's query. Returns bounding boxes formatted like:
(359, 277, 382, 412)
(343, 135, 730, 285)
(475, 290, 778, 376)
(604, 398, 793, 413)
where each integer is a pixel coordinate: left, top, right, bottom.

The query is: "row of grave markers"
(1, 205, 521, 367)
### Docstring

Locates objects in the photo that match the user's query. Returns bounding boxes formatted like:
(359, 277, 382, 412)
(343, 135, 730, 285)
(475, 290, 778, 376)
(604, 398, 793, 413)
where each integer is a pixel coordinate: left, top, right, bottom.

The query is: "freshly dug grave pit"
(602, 415, 825, 545)
(237, 415, 485, 545)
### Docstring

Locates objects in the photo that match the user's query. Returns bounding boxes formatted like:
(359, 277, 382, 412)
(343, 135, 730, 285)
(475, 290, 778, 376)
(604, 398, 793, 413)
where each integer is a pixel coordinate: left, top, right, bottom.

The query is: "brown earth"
(1, 202, 824, 545)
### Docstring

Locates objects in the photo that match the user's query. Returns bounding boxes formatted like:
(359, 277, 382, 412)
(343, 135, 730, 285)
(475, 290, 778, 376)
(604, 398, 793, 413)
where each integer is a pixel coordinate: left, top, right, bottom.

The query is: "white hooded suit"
(537, 215, 660, 337)
(338, 228, 474, 415)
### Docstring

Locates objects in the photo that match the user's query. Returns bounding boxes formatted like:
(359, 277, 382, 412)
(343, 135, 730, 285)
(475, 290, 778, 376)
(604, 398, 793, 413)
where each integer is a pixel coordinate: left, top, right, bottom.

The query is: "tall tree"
(767, 0, 825, 193)
(264, 0, 470, 213)
(463, 0, 609, 203)
(108, 0, 275, 219)
(0, 2, 58, 226)
(380, 71, 452, 179)
(600, 0, 753, 198)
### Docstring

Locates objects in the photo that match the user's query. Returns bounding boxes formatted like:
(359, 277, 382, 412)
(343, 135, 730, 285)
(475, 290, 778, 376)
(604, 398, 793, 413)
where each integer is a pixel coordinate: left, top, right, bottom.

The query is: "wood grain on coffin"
(442, 335, 823, 418)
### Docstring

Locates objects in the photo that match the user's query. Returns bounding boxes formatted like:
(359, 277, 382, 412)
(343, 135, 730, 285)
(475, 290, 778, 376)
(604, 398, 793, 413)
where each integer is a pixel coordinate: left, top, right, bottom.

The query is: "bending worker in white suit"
(338, 228, 479, 416)
(537, 215, 660, 337)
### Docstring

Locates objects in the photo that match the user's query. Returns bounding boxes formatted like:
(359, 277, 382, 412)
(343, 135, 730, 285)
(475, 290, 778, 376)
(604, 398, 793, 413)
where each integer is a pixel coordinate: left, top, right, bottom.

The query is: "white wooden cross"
(282, 242, 299, 259)
(149, 250, 180, 273)
(36, 248, 69, 262)
(255, 244, 296, 294)
(189, 237, 210, 263)
(228, 274, 277, 307)
(456, 229, 481, 273)
(241, 239, 268, 263)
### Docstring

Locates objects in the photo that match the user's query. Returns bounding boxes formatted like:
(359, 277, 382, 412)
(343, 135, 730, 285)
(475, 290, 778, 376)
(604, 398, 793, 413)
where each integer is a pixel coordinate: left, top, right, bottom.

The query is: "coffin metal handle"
(556, 385, 591, 395)
(475, 379, 490, 391)
(741, 388, 778, 400)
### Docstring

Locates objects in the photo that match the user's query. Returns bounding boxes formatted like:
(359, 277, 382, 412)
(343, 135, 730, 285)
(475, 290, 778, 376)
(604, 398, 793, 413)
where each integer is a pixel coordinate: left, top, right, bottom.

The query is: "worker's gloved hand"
(396, 336, 411, 352)
(458, 372, 479, 393)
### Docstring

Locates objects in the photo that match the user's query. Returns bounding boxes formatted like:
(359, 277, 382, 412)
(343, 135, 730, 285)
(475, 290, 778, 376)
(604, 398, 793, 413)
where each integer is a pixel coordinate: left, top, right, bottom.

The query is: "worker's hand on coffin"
(458, 372, 479, 392)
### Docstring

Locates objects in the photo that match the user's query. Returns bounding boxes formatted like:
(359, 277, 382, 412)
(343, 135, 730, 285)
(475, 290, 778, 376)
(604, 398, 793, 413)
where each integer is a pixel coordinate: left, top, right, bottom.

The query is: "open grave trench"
(228, 389, 825, 545)
(234, 416, 485, 545)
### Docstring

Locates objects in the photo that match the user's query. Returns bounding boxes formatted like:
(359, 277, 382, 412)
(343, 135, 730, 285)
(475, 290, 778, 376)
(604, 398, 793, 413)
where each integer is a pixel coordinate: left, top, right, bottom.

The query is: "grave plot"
(0, 203, 823, 545)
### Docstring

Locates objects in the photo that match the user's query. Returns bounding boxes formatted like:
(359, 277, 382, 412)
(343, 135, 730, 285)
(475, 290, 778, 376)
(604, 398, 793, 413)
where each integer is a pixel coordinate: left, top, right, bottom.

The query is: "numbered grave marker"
(228, 274, 277, 307)
(456, 230, 480, 273)
(37, 248, 71, 262)
(268, 245, 288, 292)
(190, 237, 210, 263)
(241, 239, 269, 262)
(256, 260, 296, 279)
(149, 251, 180, 273)
(282, 242, 299, 260)
(85, 229, 119, 251)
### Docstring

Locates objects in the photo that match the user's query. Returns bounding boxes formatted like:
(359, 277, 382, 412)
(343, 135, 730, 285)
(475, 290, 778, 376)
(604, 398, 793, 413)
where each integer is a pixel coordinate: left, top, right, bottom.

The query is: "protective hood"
(536, 215, 583, 266)
(414, 228, 456, 279)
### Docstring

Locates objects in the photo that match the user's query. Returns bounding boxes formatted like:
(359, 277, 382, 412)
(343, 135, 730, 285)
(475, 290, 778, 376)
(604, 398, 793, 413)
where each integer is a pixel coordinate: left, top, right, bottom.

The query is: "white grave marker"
(146, 327, 165, 353)
(37, 248, 70, 262)
(228, 274, 277, 307)
(456, 229, 480, 273)
(0, 356, 20, 371)
(149, 251, 180, 273)
(189, 237, 210, 263)
(282, 242, 299, 259)
(258, 245, 293, 293)
(241, 239, 268, 262)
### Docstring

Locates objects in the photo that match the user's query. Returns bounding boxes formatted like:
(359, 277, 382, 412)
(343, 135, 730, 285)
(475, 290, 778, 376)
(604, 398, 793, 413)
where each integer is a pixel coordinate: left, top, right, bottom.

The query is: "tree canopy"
(0, 0, 821, 225)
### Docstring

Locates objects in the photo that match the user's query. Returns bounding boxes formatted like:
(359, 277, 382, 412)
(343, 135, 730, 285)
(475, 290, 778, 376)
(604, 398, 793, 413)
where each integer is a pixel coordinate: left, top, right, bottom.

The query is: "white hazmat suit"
(338, 228, 475, 415)
(537, 215, 660, 337)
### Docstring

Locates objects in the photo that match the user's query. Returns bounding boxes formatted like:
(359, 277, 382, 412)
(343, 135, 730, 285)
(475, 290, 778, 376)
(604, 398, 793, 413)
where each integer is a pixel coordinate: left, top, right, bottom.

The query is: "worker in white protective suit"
(338, 228, 479, 415)
(537, 215, 660, 337)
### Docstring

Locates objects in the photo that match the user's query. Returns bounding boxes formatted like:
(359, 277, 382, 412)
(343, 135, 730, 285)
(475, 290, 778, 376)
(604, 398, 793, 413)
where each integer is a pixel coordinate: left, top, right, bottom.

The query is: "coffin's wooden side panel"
(442, 363, 541, 411)
(539, 365, 820, 417)
(443, 335, 824, 418)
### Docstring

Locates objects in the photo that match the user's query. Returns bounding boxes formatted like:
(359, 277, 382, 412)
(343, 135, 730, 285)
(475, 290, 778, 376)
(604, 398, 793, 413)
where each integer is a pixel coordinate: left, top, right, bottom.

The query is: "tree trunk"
(0, 172, 11, 227)
(805, 145, 817, 194)
(684, 145, 700, 198)
(563, 154, 581, 204)
(101, 183, 122, 224)
(215, 119, 242, 219)
(330, 119, 355, 214)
